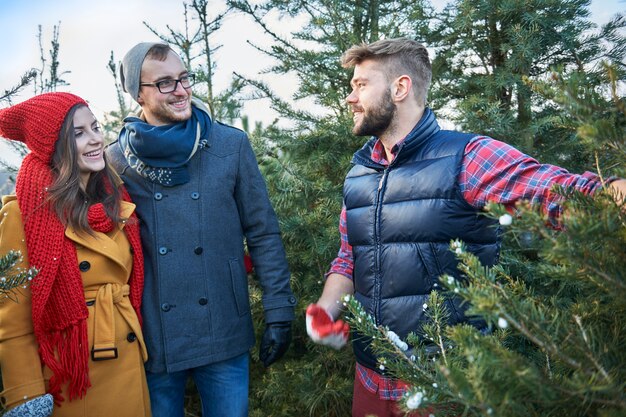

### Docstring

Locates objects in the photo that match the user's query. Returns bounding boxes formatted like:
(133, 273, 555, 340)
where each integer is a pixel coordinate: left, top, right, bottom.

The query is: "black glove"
(259, 321, 292, 367)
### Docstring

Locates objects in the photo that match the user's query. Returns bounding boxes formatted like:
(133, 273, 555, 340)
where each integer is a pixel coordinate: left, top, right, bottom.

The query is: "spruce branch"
(232, 72, 319, 124)
(343, 294, 464, 413)
(573, 314, 610, 382)
(0, 69, 38, 103)
(0, 250, 38, 302)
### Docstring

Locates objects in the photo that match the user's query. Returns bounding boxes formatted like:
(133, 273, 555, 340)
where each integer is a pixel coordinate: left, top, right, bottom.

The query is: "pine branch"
(0, 251, 38, 302)
(0, 69, 38, 103)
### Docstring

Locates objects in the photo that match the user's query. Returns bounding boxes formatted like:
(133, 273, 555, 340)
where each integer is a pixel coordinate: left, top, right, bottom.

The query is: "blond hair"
(341, 38, 431, 105)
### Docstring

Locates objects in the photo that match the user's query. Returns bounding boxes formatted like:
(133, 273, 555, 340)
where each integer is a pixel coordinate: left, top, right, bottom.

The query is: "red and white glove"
(305, 304, 350, 350)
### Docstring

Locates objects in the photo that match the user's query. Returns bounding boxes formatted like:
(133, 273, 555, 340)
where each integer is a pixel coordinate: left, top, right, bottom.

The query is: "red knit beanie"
(0, 92, 87, 164)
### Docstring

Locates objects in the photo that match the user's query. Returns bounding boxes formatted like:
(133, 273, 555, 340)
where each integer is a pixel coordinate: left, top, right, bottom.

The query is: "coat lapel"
(65, 201, 136, 274)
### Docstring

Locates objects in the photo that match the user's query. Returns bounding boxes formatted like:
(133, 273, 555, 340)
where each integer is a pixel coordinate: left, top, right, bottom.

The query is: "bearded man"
(305, 37, 626, 417)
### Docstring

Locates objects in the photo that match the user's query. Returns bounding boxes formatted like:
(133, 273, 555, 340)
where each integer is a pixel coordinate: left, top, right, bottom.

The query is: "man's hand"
(4, 394, 53, 417)
(259, 321, 292, 367)
(306, 304, 350, 349)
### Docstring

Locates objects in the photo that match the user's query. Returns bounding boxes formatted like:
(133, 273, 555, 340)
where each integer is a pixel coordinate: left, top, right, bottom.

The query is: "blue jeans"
(146, 353, 249, 417)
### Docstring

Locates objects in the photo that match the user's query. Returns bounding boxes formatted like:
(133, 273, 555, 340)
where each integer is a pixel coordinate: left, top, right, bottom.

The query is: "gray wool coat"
(105, 102, 296, 373)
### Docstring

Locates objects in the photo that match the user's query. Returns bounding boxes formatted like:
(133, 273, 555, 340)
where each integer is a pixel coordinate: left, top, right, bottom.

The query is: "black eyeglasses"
(140, 74, 196, 94)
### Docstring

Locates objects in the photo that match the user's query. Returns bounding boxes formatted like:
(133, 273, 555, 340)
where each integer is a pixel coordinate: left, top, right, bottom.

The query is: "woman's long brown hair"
(47, 104, 123, 235)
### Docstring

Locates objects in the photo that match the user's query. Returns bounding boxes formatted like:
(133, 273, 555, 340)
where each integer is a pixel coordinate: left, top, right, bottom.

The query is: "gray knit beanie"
(120, 42, 167, 101)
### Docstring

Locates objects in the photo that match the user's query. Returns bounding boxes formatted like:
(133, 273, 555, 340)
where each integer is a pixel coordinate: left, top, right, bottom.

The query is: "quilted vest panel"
(344, 110, 500, 371)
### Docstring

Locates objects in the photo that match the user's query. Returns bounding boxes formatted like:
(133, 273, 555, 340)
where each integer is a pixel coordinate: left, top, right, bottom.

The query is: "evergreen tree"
(345, 63, 626, 417)
(99, 51, 140, 144)
(226, 1, 625, 414)
(427, 0, 625, 165)
(34, 23, 70, 94)
(227, 0, 432, 415)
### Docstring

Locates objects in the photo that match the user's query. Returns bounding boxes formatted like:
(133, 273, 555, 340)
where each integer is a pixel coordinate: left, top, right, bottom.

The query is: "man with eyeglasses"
(105, 42, 296, 417)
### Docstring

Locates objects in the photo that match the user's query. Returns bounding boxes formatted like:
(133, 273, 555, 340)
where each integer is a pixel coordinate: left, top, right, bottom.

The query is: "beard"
(353, 90, 396, 137)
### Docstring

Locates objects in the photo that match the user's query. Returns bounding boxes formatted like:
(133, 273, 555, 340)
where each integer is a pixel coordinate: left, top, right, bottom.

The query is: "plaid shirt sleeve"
(327, 205, 354, 279)
(459, 136, 605, 219)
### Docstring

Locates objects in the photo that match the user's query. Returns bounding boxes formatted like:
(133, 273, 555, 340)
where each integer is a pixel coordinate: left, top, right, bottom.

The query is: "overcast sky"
(1, 0, 624, 165)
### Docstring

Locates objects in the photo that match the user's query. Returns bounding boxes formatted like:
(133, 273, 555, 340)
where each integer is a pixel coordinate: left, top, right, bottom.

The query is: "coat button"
(127, 332, 137, 342)
(154, 192, 163, 200)
(191, 192, 200, 200)
(161, 303, 171, 312)
(194, 246, 203, 255)
(198, 297, 208, 305)
(288, 296, 296, 305)
(79, 261, 91, 272)
(159, 247, 168, 255)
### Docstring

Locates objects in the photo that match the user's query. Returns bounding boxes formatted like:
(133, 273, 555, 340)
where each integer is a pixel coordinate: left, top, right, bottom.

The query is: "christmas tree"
(227, 0, 434, 414)
(225, 0, 624, 414)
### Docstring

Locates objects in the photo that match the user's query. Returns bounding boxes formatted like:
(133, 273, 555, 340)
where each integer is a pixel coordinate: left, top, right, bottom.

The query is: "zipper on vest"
(373, 169, 388, 325)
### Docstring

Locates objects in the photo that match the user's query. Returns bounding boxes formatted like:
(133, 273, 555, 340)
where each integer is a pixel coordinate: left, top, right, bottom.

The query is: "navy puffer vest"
(344, 109, 500, 371)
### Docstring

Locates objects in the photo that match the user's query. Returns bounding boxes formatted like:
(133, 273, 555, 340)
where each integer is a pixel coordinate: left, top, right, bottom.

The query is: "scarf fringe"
(39, 319, 91, 403)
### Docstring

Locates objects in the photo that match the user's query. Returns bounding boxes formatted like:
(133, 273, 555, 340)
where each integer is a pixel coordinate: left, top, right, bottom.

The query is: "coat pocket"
(229, 258, 250, 317)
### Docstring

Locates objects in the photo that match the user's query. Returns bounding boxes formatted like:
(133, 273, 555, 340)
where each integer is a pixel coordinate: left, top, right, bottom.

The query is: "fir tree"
(427, 0, 625, 164)
(227, 1, 625, 414)
(227, 0, 433, 415)
(98, 51, 140, 144)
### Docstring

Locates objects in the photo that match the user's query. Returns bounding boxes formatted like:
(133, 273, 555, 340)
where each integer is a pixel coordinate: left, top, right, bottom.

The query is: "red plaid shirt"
(331, 135, 605, 400)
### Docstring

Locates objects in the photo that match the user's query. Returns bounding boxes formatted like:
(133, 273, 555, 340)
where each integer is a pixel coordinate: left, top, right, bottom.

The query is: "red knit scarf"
(15, 153, 144, 404)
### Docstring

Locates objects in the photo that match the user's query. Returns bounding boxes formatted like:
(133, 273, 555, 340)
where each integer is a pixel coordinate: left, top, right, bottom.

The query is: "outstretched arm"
(460, 137, 608, 220)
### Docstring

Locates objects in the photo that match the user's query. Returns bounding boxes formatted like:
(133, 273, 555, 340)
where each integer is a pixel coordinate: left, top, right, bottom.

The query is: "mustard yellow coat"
(0, 196, 151, 417)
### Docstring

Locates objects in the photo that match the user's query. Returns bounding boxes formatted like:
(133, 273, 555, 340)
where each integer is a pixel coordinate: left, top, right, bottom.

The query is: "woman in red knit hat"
(0, 92, 151, 417)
